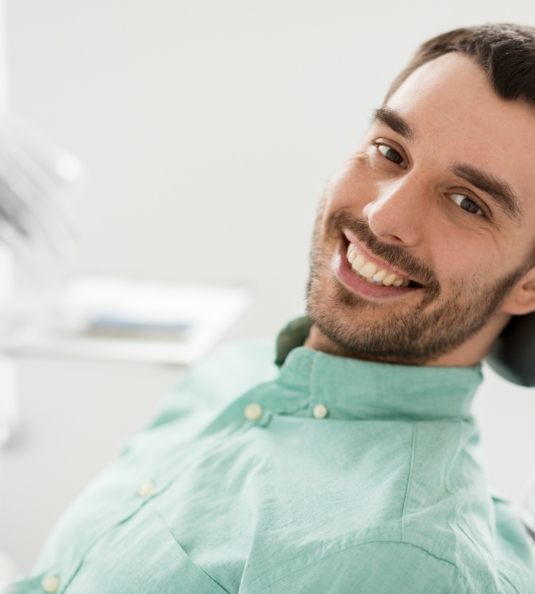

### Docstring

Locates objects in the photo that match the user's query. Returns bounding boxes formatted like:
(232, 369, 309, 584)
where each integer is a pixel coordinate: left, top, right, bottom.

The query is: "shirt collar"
(274, 316, 483, 421)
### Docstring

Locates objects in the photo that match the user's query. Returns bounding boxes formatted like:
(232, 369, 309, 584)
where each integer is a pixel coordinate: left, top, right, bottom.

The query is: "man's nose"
(362, 174, 427, 247)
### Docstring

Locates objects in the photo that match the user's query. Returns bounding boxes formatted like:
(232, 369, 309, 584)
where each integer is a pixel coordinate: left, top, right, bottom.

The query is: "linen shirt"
(10, 320, 535, 593)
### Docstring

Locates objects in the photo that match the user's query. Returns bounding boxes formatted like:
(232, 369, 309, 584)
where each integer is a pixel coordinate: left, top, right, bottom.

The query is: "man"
(11, 23, 535, 594)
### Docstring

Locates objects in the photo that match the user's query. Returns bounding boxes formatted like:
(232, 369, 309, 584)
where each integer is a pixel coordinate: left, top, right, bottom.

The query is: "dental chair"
(486, 311, 535, 545)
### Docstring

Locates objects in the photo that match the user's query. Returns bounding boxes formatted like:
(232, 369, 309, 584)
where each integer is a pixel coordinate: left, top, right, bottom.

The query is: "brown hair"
(384, 23, 535, 105)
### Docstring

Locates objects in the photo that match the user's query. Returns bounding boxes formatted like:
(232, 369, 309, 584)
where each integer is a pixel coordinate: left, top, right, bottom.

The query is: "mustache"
(330, 211, 438, 289)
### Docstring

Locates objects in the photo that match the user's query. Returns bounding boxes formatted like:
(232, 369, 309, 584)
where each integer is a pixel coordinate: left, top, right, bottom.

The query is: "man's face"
(306, 52, 535, 365)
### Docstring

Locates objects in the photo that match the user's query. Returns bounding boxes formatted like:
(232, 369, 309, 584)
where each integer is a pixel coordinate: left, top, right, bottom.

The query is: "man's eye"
(450, 193, 485, 217)
(372, 142, 488, 220)
(375, 142, 406, 167)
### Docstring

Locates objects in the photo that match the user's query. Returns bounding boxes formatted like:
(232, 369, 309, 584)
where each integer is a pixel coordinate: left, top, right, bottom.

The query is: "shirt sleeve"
(250, 541, 466, 594)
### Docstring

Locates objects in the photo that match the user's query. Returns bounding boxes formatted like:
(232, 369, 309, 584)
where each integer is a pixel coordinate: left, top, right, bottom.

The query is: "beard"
(305, 198, 528, 365)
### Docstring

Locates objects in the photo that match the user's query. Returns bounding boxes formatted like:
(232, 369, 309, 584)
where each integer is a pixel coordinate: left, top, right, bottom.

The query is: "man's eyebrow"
(451, 162, 522, 221)
(371, 107, 523, 222)
(372, 107, 414, 140)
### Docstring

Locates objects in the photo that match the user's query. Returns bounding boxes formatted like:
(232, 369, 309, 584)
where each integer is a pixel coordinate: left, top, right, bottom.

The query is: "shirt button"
(137, 481, 156, 499)
(41, 574, 60, 593)
(312, 404, 329, 419)
(244, 402, 263, 421)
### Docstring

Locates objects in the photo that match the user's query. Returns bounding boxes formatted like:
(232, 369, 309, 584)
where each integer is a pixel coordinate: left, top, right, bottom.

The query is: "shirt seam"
(444, 420, 465, 494)
(400, 422, 416, 540)
(248, 539, 467, 591)
(456, 521, 519, 594)
(151, 506, 231, 594)
(498, 571, 521, 594)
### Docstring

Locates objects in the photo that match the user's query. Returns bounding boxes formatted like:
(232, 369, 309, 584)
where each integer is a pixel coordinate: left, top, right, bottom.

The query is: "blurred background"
(1, 0, 535, 575)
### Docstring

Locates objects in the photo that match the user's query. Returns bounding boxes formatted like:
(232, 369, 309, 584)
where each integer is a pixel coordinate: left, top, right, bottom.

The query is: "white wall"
(3, 0, 535, 572)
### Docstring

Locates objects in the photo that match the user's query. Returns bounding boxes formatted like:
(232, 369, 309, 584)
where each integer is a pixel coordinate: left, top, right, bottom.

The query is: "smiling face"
(305, 52, 535, 366)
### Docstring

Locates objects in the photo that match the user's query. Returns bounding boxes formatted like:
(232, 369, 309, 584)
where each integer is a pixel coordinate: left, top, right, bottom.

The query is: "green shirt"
(11, 320, 535, 593)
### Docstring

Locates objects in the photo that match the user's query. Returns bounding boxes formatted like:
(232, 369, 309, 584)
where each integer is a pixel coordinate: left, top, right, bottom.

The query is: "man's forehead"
(385, 53, 535, 139)
(384, 53, 527, 139)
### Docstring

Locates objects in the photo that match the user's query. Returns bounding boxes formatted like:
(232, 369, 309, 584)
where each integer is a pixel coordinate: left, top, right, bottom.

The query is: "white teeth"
(353, 254, 365, 272)
(382, 273, 397, 286)
(360, 262, 377, 279)
(372, 270, 387, 282)
(346, 242, 411, 288)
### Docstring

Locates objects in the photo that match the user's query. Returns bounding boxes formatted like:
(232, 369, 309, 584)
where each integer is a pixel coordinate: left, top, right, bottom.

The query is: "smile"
(333, 232, 424, 300)
(347, 243, 412, 287)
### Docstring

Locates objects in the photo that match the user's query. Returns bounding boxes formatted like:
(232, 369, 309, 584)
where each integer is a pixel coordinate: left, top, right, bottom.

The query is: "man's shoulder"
(243, 531, 534, 594)
(242, 538, 467, 594)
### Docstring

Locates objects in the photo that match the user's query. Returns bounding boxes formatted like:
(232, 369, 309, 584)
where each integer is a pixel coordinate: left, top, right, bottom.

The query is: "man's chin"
(306, 279, 443, 364)
(305, 314, 438, 366)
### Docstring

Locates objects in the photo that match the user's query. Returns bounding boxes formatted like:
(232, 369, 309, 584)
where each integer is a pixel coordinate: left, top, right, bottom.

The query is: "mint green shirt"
(10, 321, 535, 593)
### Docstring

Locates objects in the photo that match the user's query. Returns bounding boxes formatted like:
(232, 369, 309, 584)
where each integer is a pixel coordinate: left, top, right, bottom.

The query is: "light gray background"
(2, 0, 535, 573)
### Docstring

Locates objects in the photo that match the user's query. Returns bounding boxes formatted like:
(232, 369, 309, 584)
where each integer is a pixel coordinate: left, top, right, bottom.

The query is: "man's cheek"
(336, 161, 376, 207)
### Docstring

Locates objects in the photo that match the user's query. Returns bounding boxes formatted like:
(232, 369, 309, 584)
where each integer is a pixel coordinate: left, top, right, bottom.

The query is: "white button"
(137, 481, 156, 499)
(41, 574, 60, 593)
(244, 402, 263, 421)
(313, 404, 328, 419)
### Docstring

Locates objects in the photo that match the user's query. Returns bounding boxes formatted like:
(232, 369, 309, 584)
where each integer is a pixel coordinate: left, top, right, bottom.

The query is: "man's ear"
(501, 266, 535, 316)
